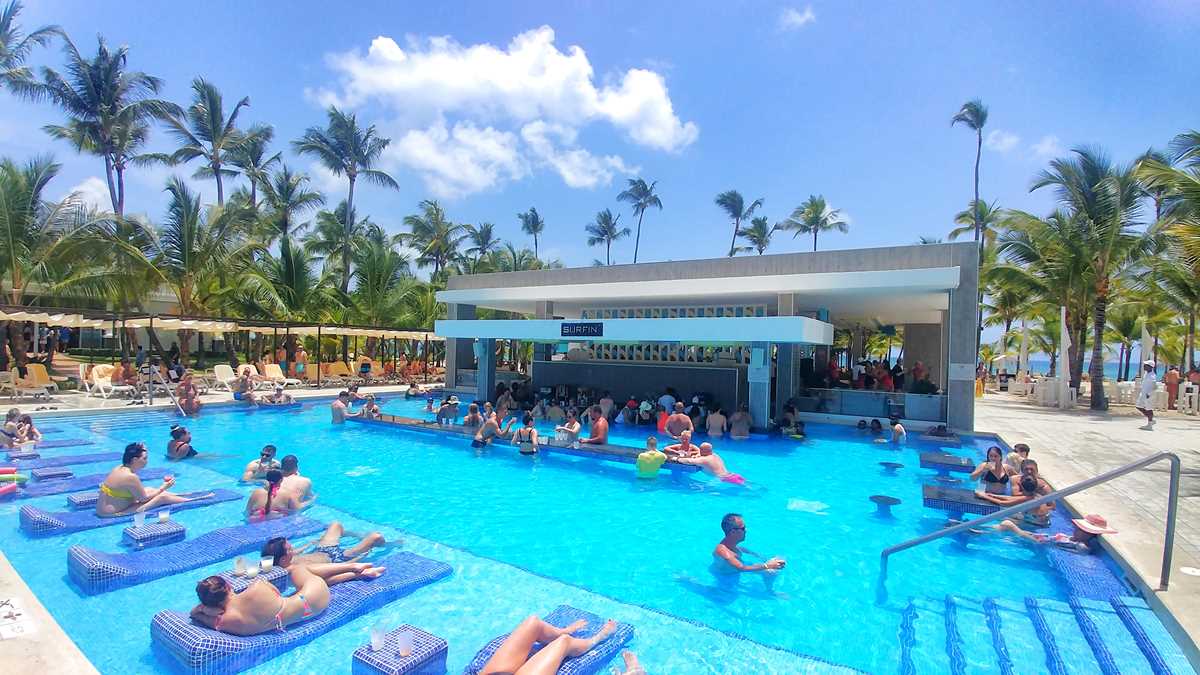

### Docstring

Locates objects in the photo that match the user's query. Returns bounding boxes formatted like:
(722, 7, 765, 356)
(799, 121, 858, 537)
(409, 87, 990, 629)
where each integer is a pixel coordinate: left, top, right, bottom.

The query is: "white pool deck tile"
(976, 392, 1200, 667)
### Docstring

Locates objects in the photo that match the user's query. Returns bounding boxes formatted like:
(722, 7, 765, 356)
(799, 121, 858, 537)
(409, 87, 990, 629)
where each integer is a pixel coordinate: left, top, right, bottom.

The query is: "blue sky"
(3, 0, 1198, 273)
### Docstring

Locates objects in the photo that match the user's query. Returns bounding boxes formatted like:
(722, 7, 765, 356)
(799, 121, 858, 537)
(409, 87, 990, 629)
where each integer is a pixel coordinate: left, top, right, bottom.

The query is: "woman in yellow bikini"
(95, 443, 213, 516)
(189, 565, 331, 635)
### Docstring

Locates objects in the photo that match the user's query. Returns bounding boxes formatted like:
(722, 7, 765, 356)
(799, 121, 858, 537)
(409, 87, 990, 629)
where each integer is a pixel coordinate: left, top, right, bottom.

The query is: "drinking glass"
(132, 511, 146, 527)
(397, 629, 415, 657)
(260, 557, 273, 572)
(369, 620, 387, 652)
(158, 509, 170, 522)
(233, 556, 247, 576)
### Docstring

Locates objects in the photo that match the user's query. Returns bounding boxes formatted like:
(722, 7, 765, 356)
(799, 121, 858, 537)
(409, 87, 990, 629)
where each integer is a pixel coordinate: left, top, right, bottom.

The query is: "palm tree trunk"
(973, 131, 981, 242)
(116, 162, 127, 218)
(533, 234, 539, 260)
(728, 218, 740, 257)
(214, 161, 225, 206)
(813, 229, 818, 252)
(1186, 308, 1195, 370)
(1089, 294, 1108, 408)
(633, 210, 645, 263)
(606, 240, 611, 266)
(103, 153, 120, 216)
(343, 176, 356, 294)
(249, 181, 257, 210)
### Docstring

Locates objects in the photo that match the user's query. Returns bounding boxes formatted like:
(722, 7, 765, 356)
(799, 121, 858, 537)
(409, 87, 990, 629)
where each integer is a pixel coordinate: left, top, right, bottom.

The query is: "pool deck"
(977, 392, 1200, 667)
(0, 550, 97, 675)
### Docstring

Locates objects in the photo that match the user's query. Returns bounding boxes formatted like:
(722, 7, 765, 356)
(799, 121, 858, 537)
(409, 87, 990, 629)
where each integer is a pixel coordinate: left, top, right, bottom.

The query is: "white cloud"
(62, 177, 112, 213)
(305, 162, 349, 198)
(985, 129, 1020, 153)
(520, 121, 638, 189)
(310, 26, 697, 196)
(779, 6, 816, 31)
(1030, 135, 1065, 160)
(392, 122, 527, 199)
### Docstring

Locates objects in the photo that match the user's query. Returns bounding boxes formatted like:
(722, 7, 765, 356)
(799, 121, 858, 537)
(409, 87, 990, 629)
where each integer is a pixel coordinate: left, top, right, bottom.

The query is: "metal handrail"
(879, 451, 1182, 591)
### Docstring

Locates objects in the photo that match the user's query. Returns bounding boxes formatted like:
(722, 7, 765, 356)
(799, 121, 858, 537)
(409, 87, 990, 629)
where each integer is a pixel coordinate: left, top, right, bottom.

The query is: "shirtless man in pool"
(473, 412, 517, 448)
(663, 429, 698, 457)
(714, 513, 785, 574)
(675, 443, 746, 485)
(260, 521, 388, 586)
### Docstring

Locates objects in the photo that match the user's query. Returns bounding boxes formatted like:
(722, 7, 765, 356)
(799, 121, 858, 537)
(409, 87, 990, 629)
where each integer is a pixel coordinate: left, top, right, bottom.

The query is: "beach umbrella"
(1018, 318, 1029, 375)
(1140, 323, 1154, 369)
(1059, 306, 1072, 409)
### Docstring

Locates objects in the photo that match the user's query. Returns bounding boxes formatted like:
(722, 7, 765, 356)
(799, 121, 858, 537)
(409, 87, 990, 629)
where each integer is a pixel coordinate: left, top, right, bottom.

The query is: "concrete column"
(813, 308, 831, 375)
(748, 341, 771, 432)
(774, 293, 798, 415)
(443, 303, 476, 389)
(476, 338, 496, 404)
(946, 246, 980, 430)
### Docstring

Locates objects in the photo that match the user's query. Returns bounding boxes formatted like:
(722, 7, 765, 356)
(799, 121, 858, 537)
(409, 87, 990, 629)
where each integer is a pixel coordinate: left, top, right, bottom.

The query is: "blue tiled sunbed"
(918, 452, 974, 474)
(464, 605, 634, 675)
(14, 468, 169, 499)
(19, 489, 242, 537)
(5, 451, 122, 470)
(68, 516, 326, 594)
(921, 484, 1003, 516)
(150, 551, 453, 674)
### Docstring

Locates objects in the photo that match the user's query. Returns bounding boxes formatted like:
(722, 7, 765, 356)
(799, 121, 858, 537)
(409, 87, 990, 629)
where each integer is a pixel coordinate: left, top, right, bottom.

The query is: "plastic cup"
(260, 557, 273, 572)
(369, 620, 387, 652)
(233, 556, 247, 576)
(397, 629, 414, 657)
(245, 565, 258, 578)
(132, 511, 146, 528)
(158, 509, 170, 522)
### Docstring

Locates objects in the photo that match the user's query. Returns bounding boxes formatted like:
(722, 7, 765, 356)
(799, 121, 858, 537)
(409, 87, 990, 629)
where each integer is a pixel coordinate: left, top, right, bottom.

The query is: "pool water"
(0, 399, 1149, 673)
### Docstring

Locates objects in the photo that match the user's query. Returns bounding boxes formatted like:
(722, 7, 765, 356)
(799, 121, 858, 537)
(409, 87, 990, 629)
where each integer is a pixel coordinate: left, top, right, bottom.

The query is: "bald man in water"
(665, 402, 694, 439)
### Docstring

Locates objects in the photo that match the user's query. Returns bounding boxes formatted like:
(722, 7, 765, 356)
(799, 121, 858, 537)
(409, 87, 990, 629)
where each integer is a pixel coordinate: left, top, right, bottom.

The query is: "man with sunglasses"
(714, 513, 785, 574)
(241, 444, 281, 483)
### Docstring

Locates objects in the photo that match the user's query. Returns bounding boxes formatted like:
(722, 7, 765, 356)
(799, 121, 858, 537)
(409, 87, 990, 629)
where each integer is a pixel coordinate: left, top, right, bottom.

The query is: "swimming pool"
(2, 398, 1193, 673)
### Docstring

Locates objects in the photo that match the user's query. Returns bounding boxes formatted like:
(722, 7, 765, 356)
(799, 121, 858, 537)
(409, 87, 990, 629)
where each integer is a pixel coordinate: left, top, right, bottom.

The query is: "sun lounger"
(19, 489, 241, 537)
(67, 516, 326, 594)
(464, 605, 634, 675)
(150, 551, 453, 674)
(14, 468, 169, 499)
(31, 438, 94, 449)
(6, 450, 38, 460)
(31, 467, 73, 480)
(5, 451, 122, 470)
(921, 484, 1003, 516)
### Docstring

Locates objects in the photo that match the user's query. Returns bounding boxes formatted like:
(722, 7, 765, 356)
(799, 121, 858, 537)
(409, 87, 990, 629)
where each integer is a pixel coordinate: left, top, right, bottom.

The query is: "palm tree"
(293, 106, 398, 292)
(951, 98, 989, 242)
(258, 165, 323, 241)
(949, 199, 1003, 244)
(306, 200, 370, 287)
(489, 243, 552, 272)
(156, 78, 252, 206)
(228, 124, 279, 209)
(0, 155, 101, 364)
(1032, 146, 1150, 409)
(585, 209, 630, 265)
(517, 207, 545, 259)
(0, 1, 57, 89)
(995, 209, 1095, 389)
(350, 236, 411, 327)
(1104, 302, 1141, 380)
(736, 216, 777, 255)
(715, 190, 762, 257)
(241, 234, 340, 320)
(404, 199, 466, 280)
(917, 236, 944, 244)
(616, 178, 662, 263)
(1030, 310, 1062, 376)
(464, 222, 499, 273)
(786, 195, 848, 252)
(19, 36, 179, 217)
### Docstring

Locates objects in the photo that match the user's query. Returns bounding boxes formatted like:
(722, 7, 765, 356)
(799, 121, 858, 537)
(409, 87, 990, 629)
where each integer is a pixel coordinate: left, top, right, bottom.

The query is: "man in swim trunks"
(675, 442, 746, 485)
(261, 521, 387, 572)
(462, 403, 484, 428)
(279, 454, 314, 502)
(262, 385, 294, 405)
(331, 391, 359, 424)
(665, 402, 694, 439)
(728, 404, 752, 440)
(232, 370, 257, 404)
(663, 429, 699, 457)
(167, 425, 198, 460)
(579, 405, 608, 445)
(713, 513, 785, 573)
(473, 412, 517, 448)
(241, 444, 281, 482)
(706, 406, 727, 438)
(995, 512, 1116, 555)
(636, 437, 667, 478)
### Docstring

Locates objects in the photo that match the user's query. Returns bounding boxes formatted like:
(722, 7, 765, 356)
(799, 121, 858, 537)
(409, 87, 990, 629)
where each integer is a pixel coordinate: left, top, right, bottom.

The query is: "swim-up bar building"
(435, 241, 979, 431)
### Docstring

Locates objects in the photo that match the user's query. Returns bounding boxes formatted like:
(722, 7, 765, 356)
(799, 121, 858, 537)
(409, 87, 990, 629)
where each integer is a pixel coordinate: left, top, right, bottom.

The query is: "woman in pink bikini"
(189, 566, 330, 635)
(244, 469, 313, 521)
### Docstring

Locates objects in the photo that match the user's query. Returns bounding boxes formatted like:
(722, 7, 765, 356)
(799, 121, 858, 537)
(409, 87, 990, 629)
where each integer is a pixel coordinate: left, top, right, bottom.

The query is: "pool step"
(898, 595, 1196, 674)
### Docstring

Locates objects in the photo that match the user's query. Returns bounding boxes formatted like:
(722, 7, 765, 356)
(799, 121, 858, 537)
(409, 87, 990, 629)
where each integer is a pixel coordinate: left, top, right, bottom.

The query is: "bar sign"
(561, 322, 603, 337)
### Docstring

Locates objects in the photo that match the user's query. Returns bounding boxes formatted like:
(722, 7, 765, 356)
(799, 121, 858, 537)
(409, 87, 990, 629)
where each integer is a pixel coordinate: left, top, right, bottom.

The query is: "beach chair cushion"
(68, 516, 325, 594)
(20, 489, 241, 537)
(16, 468, 168, 500)
(7, 451, 123, 470)
(464, 605, 634, 675)
(150, 551, 453, 674)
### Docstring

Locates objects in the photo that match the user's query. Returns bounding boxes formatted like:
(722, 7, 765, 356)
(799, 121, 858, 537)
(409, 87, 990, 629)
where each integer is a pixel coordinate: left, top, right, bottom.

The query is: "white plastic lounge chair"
(77, 364, 93, 395)
(12, 368, 53, 400)
(212, 364, 237, 392)
(236, 365, 273, 390)
(92, 371, 135, 399)
(263, 363, 301, 388)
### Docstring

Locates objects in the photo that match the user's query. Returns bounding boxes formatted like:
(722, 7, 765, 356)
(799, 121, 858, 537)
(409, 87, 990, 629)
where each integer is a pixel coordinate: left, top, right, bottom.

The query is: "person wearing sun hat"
(1135, 360, 1158, 430)
(997, 512, 1116, 554)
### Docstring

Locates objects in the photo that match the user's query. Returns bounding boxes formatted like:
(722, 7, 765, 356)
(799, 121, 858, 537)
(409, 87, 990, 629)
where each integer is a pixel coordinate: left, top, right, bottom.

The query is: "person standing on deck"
(1135, 361, 1158, 430)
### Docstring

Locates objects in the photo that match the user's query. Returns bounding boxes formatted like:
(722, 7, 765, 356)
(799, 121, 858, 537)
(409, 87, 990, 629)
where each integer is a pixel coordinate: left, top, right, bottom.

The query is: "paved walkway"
(976, 392, 1200, 662)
